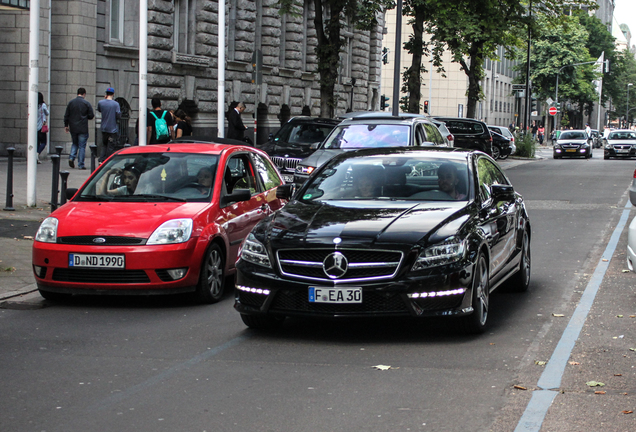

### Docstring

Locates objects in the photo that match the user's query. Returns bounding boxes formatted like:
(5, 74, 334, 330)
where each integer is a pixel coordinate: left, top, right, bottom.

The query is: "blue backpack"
(150, 111, 169, 141)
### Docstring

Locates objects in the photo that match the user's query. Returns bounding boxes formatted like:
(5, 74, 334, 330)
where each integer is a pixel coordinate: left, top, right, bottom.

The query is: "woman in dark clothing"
(174, 109, 193, 138)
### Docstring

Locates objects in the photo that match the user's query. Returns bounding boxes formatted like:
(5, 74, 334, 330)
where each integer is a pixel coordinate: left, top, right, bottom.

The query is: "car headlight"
(554, 144, 561, 149)
(238, 233, 271, 268)
(147, 219, 193, 245)
(296, 165, 315, 175)
(412, 237, 466, 271)
(35, 217, 58, 243)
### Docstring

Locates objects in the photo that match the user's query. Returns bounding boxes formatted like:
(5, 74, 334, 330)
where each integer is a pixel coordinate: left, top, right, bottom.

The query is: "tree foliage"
(279, 0, 394, 118)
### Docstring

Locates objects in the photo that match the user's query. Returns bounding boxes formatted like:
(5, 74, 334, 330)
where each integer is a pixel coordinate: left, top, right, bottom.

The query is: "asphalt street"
(1, 148, 635, 431)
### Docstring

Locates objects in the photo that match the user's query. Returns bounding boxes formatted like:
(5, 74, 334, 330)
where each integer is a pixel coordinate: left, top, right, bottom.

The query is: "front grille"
(57, 236, 146, 246)
(270, 289, 409, 314)
(277, 249, 403, 282)
(561, 143, 580, 149)
(237, 291, 267, 308)
(412, 296, 463, 311)
(52, 268, 150, 283)
(271, 157, 303, 171)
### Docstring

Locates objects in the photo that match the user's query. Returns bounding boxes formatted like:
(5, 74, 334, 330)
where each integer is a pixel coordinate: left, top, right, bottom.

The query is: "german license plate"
(309, 287, 362, 303)
(283, 174, 294, 183)
(69, 253, 125, 268)
(617, 148, 630, 153)
(565, 149, 576, 152)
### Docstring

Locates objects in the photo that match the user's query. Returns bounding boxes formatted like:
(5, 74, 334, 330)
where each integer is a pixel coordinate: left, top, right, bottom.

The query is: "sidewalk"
(0, 156, 93, 300)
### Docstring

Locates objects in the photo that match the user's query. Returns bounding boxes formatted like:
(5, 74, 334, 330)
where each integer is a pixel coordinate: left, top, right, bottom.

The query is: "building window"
(110, 0, 124, 43)
(174, 0, 196, 54)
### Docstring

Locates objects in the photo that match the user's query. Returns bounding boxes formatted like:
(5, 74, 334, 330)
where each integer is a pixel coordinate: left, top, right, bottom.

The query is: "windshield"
(322, 124, 411, 149)
(77, 153, 218, 202)
(273, 122, 334, 147)
(300, 155, 469, 202)
(608, 131, 636, 140)
(559, 131, 587, 140)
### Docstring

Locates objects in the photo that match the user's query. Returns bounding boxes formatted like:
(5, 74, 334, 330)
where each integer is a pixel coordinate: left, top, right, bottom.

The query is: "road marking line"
(514, 201, 632, 431)
(91, 334, 250, 411)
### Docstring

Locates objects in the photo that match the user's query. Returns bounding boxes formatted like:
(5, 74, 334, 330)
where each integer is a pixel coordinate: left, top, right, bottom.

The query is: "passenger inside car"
(99, 164, 141, 196)
(350, 165, 384, 197)
(195, 167, 213, 195)
(437, 163, 467, 200)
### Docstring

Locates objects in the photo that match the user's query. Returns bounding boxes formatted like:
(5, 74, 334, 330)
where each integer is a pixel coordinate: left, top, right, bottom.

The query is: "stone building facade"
(0, 0, 386, 156)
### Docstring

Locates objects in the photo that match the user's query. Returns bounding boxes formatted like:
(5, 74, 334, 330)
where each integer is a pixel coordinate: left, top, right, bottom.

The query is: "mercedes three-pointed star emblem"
(323, 251, 348, 279)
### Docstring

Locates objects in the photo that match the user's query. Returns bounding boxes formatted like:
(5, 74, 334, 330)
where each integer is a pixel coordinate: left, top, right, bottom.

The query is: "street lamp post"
(627, 83, 633, 129)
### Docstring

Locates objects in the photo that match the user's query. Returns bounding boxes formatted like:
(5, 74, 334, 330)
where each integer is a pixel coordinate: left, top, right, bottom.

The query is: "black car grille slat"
(270, 290, 409, 314)
(237, 291, 267, 308)
(412, 297, 463, 311)
(277, 249, 403, 281)
(58, 236, 146, 246)
(271, 157, 303, 171)
(52, 269, 150, 283)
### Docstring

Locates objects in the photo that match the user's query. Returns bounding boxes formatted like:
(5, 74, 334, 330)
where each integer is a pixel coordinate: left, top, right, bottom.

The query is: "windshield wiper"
(77, 194, 114, 201)
(124, 194, 187, 202)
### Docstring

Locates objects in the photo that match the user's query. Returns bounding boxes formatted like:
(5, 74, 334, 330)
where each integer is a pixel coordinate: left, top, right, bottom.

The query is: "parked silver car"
(603, 130, 636, 160)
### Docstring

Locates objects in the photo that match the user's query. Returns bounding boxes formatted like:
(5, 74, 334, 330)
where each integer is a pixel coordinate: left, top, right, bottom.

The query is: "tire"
(506, 229, 531, 293)
(499, 153, 509, 160)
(492, 146, 501, 160)
(38, 289, 71, 302)
(194, 243, 225, 304)
(240, 313, 286, 329)
(553, 154, 560, 159)
(604, 154, 609, 160)
(458, 252, 489, 334)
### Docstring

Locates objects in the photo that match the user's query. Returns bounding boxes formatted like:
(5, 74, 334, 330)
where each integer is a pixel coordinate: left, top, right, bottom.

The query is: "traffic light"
(423, 100, 429, 114)
(380, 95, 389, 110)
(382, 47, 389, 65)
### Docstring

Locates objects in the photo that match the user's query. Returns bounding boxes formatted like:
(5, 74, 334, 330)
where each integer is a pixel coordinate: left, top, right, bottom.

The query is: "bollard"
(3, 147, 15, 211)
(55, 145, 63, 157)
(50, 154, 60, 212)
(59, 171, 70, 205)
(90, 144, 97, 172)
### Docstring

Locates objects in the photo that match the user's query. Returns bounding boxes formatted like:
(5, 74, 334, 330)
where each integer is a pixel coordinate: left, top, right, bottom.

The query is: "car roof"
(337, 111, 428, 120)
(114, 142, 259, 156)
(337, 116, 432, 126)
(285, 116, 341, 125)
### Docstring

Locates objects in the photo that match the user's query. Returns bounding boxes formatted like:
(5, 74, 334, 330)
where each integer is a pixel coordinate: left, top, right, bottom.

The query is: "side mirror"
(491, 184, 515, 201)
(66, 188, 78, 200)
(276, 183, 295, 200)
(221, 188, 251, 205)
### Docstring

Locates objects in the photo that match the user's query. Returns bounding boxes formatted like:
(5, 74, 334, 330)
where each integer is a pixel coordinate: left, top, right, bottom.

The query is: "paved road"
(1, 148, 635, 431)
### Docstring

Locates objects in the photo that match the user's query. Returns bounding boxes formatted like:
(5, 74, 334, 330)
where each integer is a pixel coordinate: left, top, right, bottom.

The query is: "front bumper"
(32, 238, 205, 295)
(234, 259, 476, 319)
(604, 147, 636, 158)
(554, 147, 589, 157)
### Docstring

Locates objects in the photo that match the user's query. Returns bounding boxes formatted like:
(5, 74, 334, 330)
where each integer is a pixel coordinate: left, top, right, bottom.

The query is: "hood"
(51, 202, 208, 238)
(265, 200, 469, 250)
(299, 149, 346, 169)
(262, 142, 316, 159)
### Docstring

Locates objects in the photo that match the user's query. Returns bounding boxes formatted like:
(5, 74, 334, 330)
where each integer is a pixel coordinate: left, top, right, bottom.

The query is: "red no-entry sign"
(549, 106, 558, 116)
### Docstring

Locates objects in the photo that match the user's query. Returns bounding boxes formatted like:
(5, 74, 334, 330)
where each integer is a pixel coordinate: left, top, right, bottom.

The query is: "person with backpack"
(146, 97, 175, 145)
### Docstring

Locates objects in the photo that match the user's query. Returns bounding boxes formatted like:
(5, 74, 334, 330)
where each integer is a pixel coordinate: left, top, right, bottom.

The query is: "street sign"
(512, 84, 525, 91)
(549, 106, 558, 116)
(546, 97, 554, 105)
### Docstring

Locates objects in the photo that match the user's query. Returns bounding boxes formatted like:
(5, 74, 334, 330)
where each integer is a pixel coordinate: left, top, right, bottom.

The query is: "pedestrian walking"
(227, 101, 247, 141)
(585, 123, 591, 138)
(146, 97, 175, 145)
(64, 87, 95, 169)
(37, 92, 49, 164)
(97, 87, 121, 163)
(531, 121, 538, 142)
(537, 124, 545, 145)
(174, 109, 193, 138)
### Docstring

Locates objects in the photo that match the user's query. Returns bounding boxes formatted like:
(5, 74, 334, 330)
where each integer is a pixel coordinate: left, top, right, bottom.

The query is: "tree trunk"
(460, 43, 484, 119)
(405, 10, 425, 114)
(314, 0, 344, 118)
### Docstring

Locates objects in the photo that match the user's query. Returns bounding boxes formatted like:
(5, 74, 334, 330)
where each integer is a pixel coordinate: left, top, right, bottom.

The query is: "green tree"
(608, 51, 636, 125)
(279, 0, 394, 118)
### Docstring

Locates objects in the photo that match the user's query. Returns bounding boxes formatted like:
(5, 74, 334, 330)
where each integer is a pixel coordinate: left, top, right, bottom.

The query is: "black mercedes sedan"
(234, 147, 531, 334)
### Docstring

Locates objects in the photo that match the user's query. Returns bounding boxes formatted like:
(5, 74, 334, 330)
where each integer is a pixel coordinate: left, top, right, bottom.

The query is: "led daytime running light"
(236, 285, 271, 295)
(408, 288, 466, 299)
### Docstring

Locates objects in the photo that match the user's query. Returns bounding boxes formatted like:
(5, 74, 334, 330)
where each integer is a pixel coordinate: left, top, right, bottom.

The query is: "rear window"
(444, 121, 485, 135)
